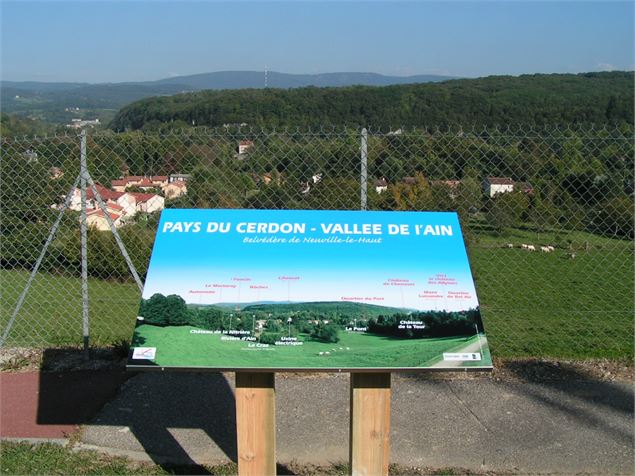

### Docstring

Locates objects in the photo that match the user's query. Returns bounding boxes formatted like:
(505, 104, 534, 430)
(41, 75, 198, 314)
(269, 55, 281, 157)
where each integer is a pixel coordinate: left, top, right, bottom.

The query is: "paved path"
(77, 372, 633, 474)
(0, 369, 129, 440)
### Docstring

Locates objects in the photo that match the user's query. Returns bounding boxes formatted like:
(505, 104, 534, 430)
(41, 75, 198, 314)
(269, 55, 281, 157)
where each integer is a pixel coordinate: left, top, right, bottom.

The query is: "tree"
(485, 192, 530, 234)
(191, 307, 224, 330)
(310, 322, 340, 343)
(590, 196, 634, 238)
(455, 175, 482, 218)
(140, 293, 189, 326)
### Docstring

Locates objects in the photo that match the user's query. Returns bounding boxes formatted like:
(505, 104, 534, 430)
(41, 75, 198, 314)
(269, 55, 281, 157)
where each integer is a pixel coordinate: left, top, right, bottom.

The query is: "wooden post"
(235, 372, 276, 476)
(349, 372, 391, 476)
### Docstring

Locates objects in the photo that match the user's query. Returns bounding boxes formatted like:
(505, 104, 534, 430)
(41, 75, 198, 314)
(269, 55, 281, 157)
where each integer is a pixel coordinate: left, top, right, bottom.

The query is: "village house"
(85, 209, 124, 231)
(66, 119, 100, 129)
(162, 181, 188, 199)
(169, 173, 191, 183)
(111, 175, 168, 192)
(375, 178, 388, 194)
(134, 193, 165, 213)
(483, 176, 514, 197)
(68, 183, 165, 220)
(237, 140, 254, 155)
(112, 174, 188, 199)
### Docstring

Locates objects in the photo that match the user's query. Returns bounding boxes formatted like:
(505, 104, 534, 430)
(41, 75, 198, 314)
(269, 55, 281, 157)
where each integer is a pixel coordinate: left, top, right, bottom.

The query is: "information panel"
(127, 209, 493, 371)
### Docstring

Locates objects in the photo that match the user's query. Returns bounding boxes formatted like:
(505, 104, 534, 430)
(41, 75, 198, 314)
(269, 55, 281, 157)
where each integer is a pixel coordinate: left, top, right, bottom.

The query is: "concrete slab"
(80, 372, 634, 474)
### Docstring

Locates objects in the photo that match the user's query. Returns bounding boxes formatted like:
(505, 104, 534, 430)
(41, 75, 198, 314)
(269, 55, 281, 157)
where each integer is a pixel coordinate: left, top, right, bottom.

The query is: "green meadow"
(1, 226, 632, 359)
(130, 324, 490, 369)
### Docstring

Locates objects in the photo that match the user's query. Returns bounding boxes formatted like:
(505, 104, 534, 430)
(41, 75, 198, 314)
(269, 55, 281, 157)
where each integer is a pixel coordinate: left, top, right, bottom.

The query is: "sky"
(1, 0, 633, 83)
(141, 209, 480, 312)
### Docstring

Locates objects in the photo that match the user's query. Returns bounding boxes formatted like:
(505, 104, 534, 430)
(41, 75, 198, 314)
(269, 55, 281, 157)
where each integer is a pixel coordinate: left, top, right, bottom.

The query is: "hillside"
(241, 301, 411, 317)
(110, 71, 634, 131)
(0, 71, 452, 125)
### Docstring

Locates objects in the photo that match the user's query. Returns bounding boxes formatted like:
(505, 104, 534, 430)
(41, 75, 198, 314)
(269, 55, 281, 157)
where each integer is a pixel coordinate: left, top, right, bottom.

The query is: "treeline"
(368, 309, 483, 338)
(111, 72, 634, 131)
(138, 293, 342, 343)
(0, 113, 55, 138)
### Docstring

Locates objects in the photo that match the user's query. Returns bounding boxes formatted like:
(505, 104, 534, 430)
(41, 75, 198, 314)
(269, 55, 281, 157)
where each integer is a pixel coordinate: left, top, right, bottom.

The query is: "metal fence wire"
(1, 126, 633, 358)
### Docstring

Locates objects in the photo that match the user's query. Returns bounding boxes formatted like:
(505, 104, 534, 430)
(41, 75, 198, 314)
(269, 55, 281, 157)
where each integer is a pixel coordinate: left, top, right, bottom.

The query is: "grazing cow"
(527, 245, 536, 251)
(540, 246, 550, 253)
(547, 246, 555, 251)
(521, 244, 529, 249)
(507, 243, 514, 249)
(325, 351, 330, 355)
(318, 352, 324, 356)
(570, 253, 576, 259)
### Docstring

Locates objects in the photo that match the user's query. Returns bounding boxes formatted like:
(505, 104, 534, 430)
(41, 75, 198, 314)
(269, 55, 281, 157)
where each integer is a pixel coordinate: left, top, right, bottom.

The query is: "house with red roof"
(85, 208, 124, 231)
(68, 182, 165, 226)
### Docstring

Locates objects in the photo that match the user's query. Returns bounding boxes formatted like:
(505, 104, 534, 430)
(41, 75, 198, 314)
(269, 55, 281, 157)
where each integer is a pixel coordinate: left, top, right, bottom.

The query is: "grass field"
(1, 226, 632, 359)
(0, 441, 479, 475)
(0, 270, 140, 346)
(130, 324, 491, 369)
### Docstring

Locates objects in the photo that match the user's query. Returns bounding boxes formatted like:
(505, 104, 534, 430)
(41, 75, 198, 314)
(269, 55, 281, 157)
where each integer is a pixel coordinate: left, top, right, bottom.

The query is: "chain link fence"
(1, 126, 633, 358)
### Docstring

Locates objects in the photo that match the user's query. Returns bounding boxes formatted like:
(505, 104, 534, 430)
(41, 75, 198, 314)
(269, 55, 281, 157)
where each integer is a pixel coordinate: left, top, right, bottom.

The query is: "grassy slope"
(0, 270, 140, 346)
(131, 324, 489, 369)
(468, 225, 633, 358)
(1, 227, 632, 358)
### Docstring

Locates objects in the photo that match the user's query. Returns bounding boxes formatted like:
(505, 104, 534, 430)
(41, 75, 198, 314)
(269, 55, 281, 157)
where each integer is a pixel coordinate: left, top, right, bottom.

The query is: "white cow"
(527, 245, 536, 251)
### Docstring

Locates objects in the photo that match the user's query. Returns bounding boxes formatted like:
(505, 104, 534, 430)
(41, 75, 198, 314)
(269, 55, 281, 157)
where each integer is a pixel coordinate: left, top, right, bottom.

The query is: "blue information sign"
(128, 209, 492, 371)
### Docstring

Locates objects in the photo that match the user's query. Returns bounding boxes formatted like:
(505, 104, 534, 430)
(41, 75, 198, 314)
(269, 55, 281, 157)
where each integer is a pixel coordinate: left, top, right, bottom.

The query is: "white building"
(483, 177, 514, 197)
(238, 140, 254, 155)
(375, 178, 388, 194)
(68, 183, 165, 224)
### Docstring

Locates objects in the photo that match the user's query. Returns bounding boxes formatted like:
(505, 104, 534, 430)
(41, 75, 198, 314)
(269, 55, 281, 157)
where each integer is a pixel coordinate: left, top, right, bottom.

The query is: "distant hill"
(152, 70, 456, 89)
(0, 71, 454, 125)
(110, 71, 634, 131)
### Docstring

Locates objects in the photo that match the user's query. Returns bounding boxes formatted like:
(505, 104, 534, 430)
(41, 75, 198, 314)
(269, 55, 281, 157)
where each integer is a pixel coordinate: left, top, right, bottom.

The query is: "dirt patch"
(0, 347, 127, 373)
(0, 347, 43, 372)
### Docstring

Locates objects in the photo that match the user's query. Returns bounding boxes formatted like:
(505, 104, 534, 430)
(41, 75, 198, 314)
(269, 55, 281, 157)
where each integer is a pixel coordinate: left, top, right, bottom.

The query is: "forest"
(110, 71, 634, 131)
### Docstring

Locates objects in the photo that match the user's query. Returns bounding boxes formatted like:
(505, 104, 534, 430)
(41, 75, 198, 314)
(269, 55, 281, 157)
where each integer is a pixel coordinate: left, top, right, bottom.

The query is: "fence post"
(360, 128, 368, 211)
(80, 130, 90, 359)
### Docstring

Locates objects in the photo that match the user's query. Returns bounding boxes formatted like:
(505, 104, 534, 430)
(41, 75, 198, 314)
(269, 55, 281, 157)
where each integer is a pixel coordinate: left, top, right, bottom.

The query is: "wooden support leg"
(349, 372, 391, 476)
(235, 372, 276, 476)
